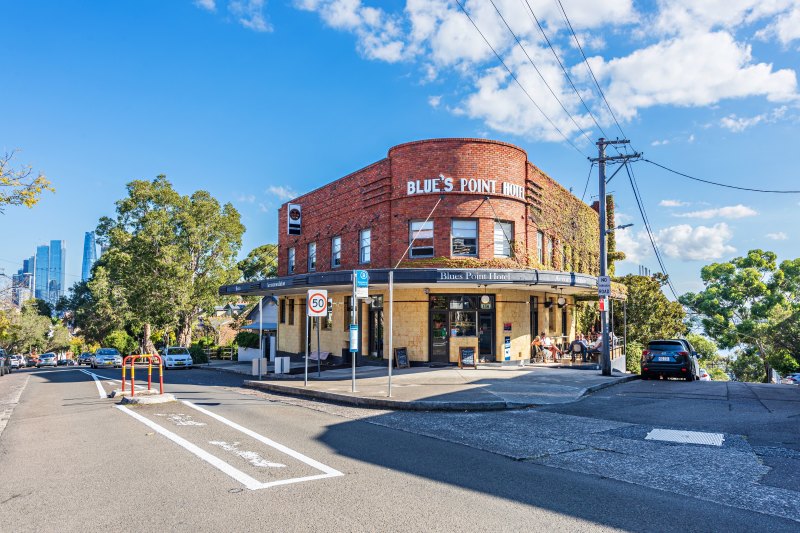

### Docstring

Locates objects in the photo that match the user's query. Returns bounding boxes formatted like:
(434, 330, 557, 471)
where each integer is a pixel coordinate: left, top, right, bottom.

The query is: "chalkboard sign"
(394, 347, 410, 369)
(459, 347, 477, 369)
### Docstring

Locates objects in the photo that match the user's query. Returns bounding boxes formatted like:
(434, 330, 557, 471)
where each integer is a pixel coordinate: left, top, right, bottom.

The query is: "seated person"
(587, 335, 604, 360)
(541, 332, 561, 362)
(569, 334, 588, 362)
(530, 335, 543, 361)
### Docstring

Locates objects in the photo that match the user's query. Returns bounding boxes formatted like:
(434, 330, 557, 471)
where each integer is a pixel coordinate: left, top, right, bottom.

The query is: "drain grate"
(645, 428, 725, 446)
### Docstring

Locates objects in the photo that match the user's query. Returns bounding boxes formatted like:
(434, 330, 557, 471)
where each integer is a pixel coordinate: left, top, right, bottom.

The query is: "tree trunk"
(177, 315, 193, 347)
(142, 323, 157, 354)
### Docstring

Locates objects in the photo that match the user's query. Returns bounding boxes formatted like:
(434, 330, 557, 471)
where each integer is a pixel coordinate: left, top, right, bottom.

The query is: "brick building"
(220, 138, 605, 365)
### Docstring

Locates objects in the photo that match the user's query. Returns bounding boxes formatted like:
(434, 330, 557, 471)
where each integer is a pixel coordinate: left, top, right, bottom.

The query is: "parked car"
(641, 339, 701, 381)
(698, 368, 712, 381)
(37, 353, 58, 368)
(0, 349, 9, 376)
(9, 354, 24, 370)
(78, 352, 94, 366)
(162, 347, 193, 369)
(91, 348, 122, 369)
(56, 358, 69, 366)
(783, 373, 800, 385)
(26, 356, 39, 367)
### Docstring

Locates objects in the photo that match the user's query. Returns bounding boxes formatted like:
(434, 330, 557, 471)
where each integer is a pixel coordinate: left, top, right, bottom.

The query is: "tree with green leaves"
(612, 273, 687, 346)
(730, 350, 766, 383)
(0, 150, 54, 214)
(6, 301, 52, 354)
(96, 176, 244, 351)
(680, 250, 800, 381)
(237, 244, 278, 281)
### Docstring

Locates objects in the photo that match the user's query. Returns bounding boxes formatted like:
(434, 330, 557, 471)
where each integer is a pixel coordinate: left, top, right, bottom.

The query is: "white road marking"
(79, 369, 108, 398)
(182, 400, 343, 479)
(0, 375, 30, 441)
(79, 369, 150, 391)
(116, 405, 265, 490)
(155, 413, 207, 426)
(209, 441, 286, 468)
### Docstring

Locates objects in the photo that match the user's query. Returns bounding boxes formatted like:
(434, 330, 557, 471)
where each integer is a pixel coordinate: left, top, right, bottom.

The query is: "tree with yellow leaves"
(0, 151, 54, 213)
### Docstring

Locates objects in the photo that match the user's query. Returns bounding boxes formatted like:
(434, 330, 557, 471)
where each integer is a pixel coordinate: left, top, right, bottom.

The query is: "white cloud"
(673, 204, 757, 219)
(236, 193, 256, 203)
(756, 5, 800, 45)
(258, 203, 270, 213)
(615, 227, 650, 264)
(230, 0, 271, 32)
(651, 139, 669, 146)
(720, 105, 789, 132)
(266, 185, 298, 201)
(428, 95, 442, 108)
(588, 32, 797, 121)
(651, 0, 798, 37)
(195, 0, 216, 12)
(687, 134, 696, 143)
(659, 199, 688, 207)
(766, 231, 788, 240)
(656, 223, 736, 261)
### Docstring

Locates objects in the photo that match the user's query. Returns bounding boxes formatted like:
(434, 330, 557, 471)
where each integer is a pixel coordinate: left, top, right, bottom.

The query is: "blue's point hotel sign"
(406, 174, 526, 200)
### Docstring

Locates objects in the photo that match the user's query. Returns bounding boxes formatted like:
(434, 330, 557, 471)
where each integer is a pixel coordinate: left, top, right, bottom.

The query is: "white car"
(698, 368, 712, 381)
(162, 347, 193, 369)
(9, 355, 24, 369)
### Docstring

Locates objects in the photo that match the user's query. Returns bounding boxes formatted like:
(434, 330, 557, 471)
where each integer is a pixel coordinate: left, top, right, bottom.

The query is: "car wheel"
(686, 372, 695, 382)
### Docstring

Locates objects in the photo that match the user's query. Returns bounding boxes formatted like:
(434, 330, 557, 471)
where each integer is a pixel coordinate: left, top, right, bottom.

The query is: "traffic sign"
(354, 270, 369, 298)
(349, 324, 359, 352)
(307, 289, 328, 317)
(597, 275, 611, 297)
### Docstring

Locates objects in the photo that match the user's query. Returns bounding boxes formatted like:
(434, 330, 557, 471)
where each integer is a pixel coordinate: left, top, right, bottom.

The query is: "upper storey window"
(537, 231, 545, 264)
(308, 242, 316, 272)
(331, 236, 341, 268)
(409, 220, 434, 258)
(288, 247, 295, 274)
(451, 220, 477, 256)
(494, 221, 513, 258)
(359, 229, 371, 264)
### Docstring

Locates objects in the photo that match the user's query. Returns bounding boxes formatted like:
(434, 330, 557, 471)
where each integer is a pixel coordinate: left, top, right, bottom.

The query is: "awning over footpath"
(219, 268, 625, 299)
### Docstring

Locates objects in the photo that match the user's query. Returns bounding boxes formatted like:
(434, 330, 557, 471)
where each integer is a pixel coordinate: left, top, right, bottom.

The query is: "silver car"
(37, 353, 58, 368)
(92, 348, 123, 369)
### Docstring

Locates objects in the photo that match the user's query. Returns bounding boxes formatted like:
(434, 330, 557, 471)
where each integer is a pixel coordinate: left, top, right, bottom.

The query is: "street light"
(605, 223, 633, 235)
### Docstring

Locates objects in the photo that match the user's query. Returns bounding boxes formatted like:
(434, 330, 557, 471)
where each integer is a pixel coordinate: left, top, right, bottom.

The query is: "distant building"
(81, 231, 97, 281)
(33, 241, 66, 306)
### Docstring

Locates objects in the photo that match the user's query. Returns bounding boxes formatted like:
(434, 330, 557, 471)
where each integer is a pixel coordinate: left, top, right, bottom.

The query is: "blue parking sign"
(355, 270, 369, 288)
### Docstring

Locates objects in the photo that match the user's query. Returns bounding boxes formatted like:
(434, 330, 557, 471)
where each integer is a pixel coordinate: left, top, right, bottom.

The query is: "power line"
(623, 162, 680, 300)
(554, 0, 627, 142)
(454, 0, 590, 158)
(518, 0, 610, 140)
(489, 0, 595, 146)
(642, 158, 800, 194)
(581, 161, 595, 202)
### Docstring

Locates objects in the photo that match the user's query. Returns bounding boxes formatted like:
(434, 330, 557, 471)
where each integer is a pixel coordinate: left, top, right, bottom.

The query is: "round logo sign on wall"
(289, 208, 301, 221)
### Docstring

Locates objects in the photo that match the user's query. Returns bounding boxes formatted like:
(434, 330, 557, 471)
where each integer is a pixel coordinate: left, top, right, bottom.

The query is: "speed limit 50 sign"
(307, 289, 329, 317)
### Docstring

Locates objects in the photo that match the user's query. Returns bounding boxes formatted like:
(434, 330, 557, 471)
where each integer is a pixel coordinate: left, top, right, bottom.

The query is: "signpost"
(597, 275, 611, 297)
(351, 270, 368, 392)
(305, 289, 328, 385)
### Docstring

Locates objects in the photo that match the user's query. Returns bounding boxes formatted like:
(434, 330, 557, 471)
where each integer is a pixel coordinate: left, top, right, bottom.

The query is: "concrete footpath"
(238, 365, 638, 411)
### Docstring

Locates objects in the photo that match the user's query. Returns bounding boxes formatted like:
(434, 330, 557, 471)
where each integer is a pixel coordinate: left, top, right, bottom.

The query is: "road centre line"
(182, 400, 344, 478)
(115, 405, 264, 490)
(79, 369, 107, 399)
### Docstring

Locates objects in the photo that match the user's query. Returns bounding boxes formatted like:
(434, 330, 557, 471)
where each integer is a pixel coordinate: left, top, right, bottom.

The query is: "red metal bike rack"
(121, 354, 163, 396)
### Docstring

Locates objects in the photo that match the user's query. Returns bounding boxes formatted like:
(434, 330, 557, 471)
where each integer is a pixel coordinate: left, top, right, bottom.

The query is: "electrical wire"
(623, 162, 680, 300)
(642, 158, 800, 194)
(454, 0, 590, 158)
(518, 0, 610, 140)
(580, 161, 595, 202)
(554, 0, 627, 142)
(489, 0, 595, 146)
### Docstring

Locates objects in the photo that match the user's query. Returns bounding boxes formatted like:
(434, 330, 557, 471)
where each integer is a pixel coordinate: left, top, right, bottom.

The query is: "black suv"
(641, 339, 701, 381)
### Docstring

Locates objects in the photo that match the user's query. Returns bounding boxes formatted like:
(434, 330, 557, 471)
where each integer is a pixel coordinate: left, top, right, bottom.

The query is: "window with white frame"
(451, 219, 477, 256)
(359, 229, 371, 263)
(308, 242, 316, 272)
(331, 236, 341, 268)
(494, 221, 513, 258)
(288, 247, 295, 274)
(537, 231, 544, 264)
(548, 237, 555, 266)
(409, 220, 434, 258)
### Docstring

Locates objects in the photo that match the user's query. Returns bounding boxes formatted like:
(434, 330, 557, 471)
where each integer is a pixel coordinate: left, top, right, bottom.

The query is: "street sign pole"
(351, 272, 357, 392)
(316, 316, 321, 378)
(304, 314, 309, 387)
(388, 269, 393, 398)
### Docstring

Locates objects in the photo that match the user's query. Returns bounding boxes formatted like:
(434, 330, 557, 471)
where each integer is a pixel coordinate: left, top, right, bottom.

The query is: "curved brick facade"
(278, 138, 597, 276)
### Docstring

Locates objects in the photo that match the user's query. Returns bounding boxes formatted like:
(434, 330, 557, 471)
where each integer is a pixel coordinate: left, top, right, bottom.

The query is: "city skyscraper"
(34, 244, 49, 300)
(81, 231, 97, 281)
(11, 258, 34, 307)
(48, 239, 66, 305)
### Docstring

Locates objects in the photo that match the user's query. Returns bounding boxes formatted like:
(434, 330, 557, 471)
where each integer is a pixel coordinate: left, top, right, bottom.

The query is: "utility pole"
(592, 138, 640, 376)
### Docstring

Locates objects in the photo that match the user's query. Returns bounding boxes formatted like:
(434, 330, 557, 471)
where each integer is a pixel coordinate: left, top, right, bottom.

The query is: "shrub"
(234, 331, 259, 349)
(626, 341, 643, 374)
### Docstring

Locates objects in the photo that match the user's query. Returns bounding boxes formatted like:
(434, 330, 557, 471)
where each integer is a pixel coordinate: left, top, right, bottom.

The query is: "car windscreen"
(96, 349, 120, 355)
(647, 342, 685, 352)
(168, 349, 190, 355)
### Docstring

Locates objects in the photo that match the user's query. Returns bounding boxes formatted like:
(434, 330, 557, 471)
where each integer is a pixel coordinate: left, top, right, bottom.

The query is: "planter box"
(237, 347, 262, 362)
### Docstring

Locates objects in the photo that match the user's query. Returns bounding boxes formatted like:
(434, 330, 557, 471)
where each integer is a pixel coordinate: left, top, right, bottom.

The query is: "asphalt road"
(1, 366, 798, 532)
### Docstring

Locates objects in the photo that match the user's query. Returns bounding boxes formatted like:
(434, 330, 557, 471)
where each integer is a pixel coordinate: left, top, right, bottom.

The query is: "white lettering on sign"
(407, 174, 525, 200)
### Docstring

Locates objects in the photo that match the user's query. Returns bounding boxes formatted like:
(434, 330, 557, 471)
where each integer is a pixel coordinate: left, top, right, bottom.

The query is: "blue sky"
(1, 0, 799, 297)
